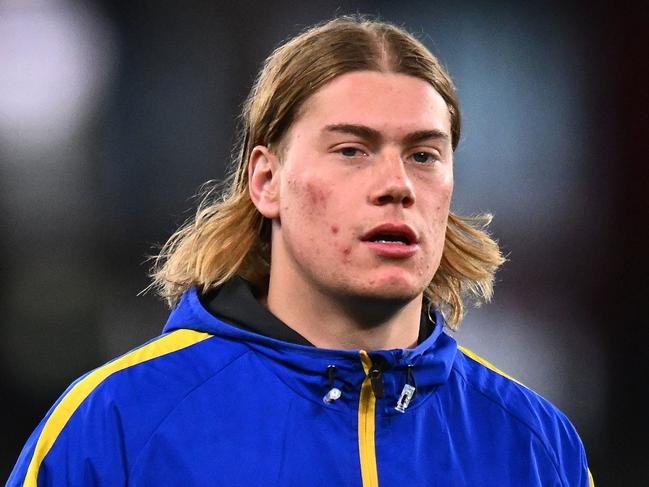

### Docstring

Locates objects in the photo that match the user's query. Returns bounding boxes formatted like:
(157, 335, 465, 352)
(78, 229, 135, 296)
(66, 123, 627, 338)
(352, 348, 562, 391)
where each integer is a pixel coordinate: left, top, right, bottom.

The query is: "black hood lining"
(201, 276, 434, 347)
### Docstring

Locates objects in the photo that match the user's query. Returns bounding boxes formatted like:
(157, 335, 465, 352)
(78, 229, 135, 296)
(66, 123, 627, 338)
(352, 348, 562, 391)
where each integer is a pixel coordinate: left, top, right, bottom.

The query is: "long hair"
(148, 16, 505, 330)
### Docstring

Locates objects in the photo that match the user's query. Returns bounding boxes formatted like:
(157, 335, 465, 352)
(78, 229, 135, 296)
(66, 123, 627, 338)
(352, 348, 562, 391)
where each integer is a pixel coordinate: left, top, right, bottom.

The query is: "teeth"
(375, 239, 406, 245)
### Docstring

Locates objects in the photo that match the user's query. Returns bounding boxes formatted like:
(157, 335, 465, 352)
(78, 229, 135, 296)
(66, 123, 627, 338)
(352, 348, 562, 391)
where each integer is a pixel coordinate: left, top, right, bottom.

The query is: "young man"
(9, 17, 593, 486)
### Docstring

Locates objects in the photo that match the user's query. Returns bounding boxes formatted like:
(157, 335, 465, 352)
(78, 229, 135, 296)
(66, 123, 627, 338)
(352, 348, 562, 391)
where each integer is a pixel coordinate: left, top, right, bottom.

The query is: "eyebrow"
(324, 124, 381, 143)
(323, 123, 450, 146)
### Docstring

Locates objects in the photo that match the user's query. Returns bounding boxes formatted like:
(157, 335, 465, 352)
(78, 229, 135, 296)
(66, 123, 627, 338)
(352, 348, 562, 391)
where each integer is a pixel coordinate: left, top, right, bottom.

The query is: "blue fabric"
(8, 287, 591, 486)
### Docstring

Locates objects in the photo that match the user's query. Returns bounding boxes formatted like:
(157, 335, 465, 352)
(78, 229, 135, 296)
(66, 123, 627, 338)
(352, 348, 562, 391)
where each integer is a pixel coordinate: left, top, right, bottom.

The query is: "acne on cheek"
(328, 225, 349, 261)
(418, 262, 433, 278)
(305, 181, 330, 210)
(341, 246, 352, 263)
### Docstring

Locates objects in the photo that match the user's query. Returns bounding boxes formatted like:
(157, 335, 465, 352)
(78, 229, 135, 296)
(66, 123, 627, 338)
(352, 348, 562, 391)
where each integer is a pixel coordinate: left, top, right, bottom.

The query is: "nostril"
(375, 192, 414, 207)
(401, 194, 415, 208)
(370, 170, 415, 206)
(376, 194, 394, 205)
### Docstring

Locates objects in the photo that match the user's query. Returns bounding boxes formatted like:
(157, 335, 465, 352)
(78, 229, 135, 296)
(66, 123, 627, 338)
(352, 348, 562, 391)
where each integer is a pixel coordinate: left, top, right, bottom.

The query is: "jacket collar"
(163, 285, 458, 415)
(201, 276, 314, 346)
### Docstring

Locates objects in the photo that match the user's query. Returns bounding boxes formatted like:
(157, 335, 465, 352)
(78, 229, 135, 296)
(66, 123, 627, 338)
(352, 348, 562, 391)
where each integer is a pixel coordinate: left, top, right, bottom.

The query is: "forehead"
(293, 71, 452, 137)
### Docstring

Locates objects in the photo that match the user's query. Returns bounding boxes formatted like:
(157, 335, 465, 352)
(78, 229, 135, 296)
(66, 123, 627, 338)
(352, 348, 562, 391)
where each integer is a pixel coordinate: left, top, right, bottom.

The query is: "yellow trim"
(458, 345, 525, 387)
(358, 350, 379, 487)
(23, 329, 212, 487)
(461, 346, 595, 485)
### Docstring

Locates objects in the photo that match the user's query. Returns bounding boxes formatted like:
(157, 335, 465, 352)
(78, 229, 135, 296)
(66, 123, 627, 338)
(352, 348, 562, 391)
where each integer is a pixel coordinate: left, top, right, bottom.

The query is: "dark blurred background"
(2, 1, 647, 484)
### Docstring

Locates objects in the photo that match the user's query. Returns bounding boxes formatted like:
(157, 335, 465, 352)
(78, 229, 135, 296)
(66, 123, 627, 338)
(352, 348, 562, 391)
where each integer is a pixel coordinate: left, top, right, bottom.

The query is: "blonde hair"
(148, 16, 505, 330)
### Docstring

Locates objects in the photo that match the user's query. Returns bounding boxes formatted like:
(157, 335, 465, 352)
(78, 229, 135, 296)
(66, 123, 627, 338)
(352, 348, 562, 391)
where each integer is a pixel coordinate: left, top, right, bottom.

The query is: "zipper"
(395, 364, 416, 413)
(358, 350, 379, 487)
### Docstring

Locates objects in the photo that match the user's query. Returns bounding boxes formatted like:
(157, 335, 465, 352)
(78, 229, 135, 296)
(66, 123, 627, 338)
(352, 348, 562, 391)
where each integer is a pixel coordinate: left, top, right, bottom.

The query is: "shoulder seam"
(128, 347, 252, 479)
(453, 350, 566, 486)
(22, 329, 212, 487)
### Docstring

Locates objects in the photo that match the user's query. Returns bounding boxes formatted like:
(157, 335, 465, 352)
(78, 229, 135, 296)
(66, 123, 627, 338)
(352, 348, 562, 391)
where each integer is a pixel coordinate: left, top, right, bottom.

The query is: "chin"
(350, 276, 426, 303)
(368, 286, 422, 303)
(332, 281, 424, 325)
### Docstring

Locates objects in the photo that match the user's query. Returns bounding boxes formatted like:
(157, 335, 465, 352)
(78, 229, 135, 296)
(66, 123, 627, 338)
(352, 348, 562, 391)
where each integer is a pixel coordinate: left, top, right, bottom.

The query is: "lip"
(360, 223, 420, 258)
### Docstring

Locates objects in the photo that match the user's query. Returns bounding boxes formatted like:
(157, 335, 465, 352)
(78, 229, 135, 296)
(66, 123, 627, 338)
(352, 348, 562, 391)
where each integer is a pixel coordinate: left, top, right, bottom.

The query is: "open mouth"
(368, 233, 412, 245)
(361, 224, 418, 246)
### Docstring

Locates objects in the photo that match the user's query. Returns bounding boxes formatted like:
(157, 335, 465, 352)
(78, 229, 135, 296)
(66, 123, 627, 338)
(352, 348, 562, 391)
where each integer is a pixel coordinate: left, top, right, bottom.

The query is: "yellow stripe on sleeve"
(23, 329, 212, 487)
(458, 345, 525, 387)
(461, 346, 595, 486)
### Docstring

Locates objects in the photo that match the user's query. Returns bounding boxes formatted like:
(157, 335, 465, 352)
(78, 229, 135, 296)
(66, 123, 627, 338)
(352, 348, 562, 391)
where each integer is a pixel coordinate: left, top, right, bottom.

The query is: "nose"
(368, 152, 415, 208)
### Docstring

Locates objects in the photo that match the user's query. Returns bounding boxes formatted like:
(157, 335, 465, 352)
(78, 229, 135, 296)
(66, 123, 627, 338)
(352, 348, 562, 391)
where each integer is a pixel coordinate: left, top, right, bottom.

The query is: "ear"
(249, 145, 281, 219)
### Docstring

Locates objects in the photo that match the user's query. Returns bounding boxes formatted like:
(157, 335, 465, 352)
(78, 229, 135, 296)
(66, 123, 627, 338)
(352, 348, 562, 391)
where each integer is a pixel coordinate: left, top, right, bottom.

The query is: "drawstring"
(369, 363, 385, 399)
(395, 364, 417, 413)
(323, 361, 417, 411)
(322, 365, 342, 404)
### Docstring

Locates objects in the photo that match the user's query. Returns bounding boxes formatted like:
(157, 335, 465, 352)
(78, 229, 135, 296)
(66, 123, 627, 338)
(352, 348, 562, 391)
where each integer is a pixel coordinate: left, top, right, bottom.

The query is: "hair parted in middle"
(149, 15, 505, 330)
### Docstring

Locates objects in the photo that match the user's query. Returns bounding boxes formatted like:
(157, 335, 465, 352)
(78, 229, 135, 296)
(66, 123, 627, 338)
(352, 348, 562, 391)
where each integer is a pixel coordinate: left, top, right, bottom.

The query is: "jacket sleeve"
(7, 415, 49, 486)
(7, 330, 212, 486)
(6, 380, 130, 487)
(548, 406, 593, 487)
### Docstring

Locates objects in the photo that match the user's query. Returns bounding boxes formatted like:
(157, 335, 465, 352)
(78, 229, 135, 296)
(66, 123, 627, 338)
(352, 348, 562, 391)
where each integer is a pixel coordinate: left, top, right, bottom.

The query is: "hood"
(163, 287, 458, 415)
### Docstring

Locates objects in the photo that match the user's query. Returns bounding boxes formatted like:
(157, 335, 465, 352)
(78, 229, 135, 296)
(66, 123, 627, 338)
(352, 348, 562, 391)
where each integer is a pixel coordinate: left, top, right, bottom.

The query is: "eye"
(338, 146, 366, 157)
(410, 151, 440, 165)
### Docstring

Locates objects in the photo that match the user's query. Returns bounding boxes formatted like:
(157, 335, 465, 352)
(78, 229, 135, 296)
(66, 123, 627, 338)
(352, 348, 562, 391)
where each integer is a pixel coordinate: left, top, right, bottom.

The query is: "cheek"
(339, 245, 352, 264)
(305, 181, 330, 210)
(284, 176, 331, 216)
(436, 175, 454, 207)
(281, 174, 360, 265)
(421, 183, 453, 255)
(431, 179, 454, 217)
(302, 182, 352, 263)
(282, 176, 349, 255)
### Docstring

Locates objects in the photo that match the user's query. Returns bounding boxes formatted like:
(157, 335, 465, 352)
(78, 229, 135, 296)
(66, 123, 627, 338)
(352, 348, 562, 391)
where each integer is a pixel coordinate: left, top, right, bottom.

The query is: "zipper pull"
(369, 365, 384, 399)
(395, 384, 416, 413)
(323, 364, 342, 404)
(395, 364, 417, 413)
(323, 387, 342, 404)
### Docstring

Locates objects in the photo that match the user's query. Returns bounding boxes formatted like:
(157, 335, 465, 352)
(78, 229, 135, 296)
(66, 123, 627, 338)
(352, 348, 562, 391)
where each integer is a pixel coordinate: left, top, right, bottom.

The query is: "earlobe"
(249, 145, 281, 219)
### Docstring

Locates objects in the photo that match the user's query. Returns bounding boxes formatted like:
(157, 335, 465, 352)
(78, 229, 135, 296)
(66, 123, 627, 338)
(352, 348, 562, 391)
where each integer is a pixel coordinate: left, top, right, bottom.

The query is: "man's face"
(264, 71, 453, 305)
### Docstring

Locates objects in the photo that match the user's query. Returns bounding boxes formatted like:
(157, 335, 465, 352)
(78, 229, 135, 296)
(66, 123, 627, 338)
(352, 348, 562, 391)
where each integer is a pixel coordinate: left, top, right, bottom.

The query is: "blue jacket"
(8, 286, 593, 486)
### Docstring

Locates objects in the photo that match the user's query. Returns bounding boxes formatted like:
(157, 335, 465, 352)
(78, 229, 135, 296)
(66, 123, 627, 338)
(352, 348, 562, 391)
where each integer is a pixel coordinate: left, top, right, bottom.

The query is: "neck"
(265, 274, 422, 351)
